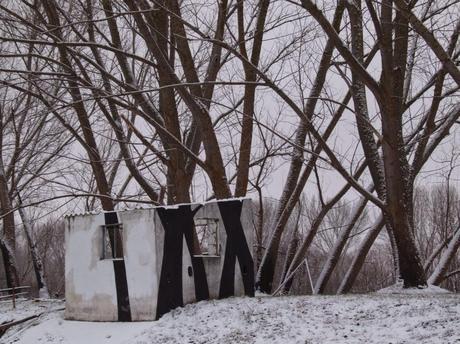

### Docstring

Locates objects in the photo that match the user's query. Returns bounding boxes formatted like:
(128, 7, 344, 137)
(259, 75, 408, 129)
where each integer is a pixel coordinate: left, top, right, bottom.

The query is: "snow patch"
(5, 294, 460, 344)
(0, 299, 63, 324)
(377, 282, 451, 295)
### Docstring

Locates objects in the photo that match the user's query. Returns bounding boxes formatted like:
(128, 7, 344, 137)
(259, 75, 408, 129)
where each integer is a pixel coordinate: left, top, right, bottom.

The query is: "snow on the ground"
(0, 298, 64, 324)
(2, 292, 460, 344)
(377, 283, 452, 295)
(2, 311, 153, 344)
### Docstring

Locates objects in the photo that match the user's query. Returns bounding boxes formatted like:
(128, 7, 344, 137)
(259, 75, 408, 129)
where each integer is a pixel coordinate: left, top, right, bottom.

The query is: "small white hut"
(64, 198, 254, 321)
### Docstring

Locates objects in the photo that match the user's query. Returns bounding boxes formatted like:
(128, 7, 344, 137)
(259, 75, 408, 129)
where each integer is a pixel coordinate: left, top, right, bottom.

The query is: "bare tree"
(0, 0, 458, 295)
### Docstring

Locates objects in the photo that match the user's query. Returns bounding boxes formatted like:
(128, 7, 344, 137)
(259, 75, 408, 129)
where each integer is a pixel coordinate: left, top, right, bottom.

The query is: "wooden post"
(12, 286, 16, 310)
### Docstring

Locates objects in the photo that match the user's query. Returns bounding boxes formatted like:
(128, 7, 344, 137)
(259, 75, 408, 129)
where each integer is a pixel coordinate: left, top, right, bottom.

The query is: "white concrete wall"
(119, 209, 158, 321)
(65, 214, 119, 321)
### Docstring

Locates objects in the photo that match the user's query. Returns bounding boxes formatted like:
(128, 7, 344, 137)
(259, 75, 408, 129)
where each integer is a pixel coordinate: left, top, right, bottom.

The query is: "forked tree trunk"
(379, 0, 426, 287)
(301, 0, 427, 288)
(120, 0, 232, 199)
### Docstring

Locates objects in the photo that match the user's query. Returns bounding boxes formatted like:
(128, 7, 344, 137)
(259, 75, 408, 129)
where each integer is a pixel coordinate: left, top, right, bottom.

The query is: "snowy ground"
(0, 298, 64, 324)
(2, 288, 459, 344)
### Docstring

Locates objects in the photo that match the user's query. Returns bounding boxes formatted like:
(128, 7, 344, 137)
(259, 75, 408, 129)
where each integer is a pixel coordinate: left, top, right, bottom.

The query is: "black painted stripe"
(104, 212, 132, 322)
(156, 201, 253, 318)
(218, 200, 255, 298)
(156, 205, 209, 319)
(156, 207, 184, 319)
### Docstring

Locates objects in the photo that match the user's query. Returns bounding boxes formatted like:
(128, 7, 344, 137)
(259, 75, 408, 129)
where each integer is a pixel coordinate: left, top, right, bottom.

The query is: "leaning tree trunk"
(423, 230, 456, 273)
(337, 216, 385, 294)
(280, 232, 299, 294)
(255, 4, 345, 293)
(428, 226, 460, 285)
(314, 192, 370, 294)
(279, 206, 302, 293)
(279, 162, 367, 294)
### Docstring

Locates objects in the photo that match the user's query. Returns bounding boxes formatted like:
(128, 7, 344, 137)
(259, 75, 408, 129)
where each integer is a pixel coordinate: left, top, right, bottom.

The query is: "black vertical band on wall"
(104, 212, 132, 322)
(156, 205, 209, 319)
(182, 205, 210, 301)
(218, 200, 255, 298)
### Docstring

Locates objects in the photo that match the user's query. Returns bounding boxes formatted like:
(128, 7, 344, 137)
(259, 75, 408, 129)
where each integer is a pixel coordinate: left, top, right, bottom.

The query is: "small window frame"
(193, 218, 220, 258)
(101, 223, 124, 260)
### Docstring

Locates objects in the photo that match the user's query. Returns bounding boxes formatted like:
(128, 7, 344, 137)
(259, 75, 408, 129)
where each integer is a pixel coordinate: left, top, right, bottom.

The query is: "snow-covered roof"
(64, 197, 251, 218)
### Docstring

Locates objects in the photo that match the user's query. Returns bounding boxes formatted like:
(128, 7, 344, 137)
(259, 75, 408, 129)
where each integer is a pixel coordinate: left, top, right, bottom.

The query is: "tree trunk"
(18, 204, 49, 298)
(280, 230, 299, 294)
(0, 158, 18, 288)
(0, 237, 18, 289)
